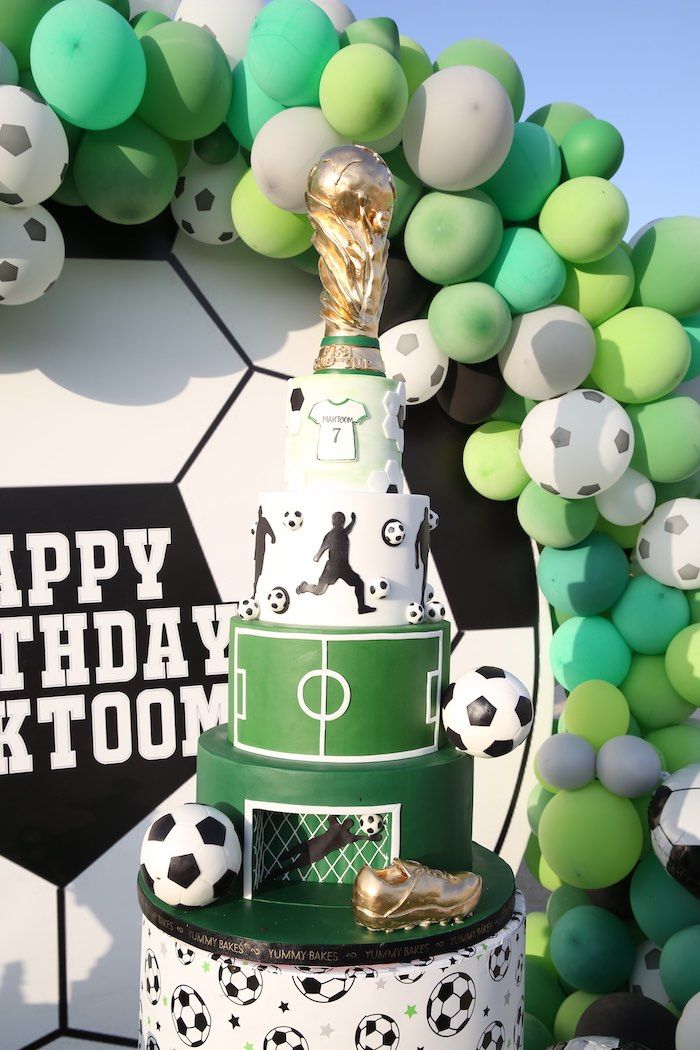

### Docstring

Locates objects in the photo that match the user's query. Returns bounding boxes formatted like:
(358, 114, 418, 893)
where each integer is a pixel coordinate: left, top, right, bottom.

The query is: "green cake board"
(137, 843, 515, 966)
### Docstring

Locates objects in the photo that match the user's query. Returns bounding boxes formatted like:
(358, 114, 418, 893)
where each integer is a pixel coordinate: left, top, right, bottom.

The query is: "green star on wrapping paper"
(245, 1043, 254, 1050)
(405, 1005, 417, 1018)
(202, 961, 210, 973)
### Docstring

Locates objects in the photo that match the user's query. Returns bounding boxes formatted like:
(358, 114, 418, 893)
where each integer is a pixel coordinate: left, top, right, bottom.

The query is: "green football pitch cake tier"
(230, 617, 450, 762)
(198, 725, 473, 900)
(285, 372, 406, 492)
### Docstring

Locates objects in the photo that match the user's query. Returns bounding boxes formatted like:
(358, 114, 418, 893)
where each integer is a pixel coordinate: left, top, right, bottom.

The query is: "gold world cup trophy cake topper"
(306, 144, 396, 374)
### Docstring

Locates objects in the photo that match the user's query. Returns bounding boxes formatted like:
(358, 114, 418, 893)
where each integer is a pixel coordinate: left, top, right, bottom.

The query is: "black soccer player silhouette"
(415, 506, 431, 604)
(297, 511, 374, 614)
(253, 506, 275, 590)
(272, 815, 382, 878)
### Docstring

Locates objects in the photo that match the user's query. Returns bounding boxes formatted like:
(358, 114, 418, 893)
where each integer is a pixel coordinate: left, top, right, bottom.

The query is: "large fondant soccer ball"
(442, 666, 534, 758)
(477, 1021, 506, 1050)
(380, 319, 449, 404)
(427, 972, 476, 1035)
(355, 1013, 400, 1050)
(219, 960, 263, 1003)
(293, 970, 355, 1002)
(263, 1027, 309, 1050)
(636, 498, 700, 589)
(648, 764, 700, 897)
(518, 389, 634, 499)
(144, 949, 161, 1005)
(171, 985, 211, 1048)
(140, 802, 242, 907)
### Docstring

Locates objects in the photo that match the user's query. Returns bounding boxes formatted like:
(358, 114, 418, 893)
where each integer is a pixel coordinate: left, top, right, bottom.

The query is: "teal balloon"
(681, 312, 700, 381)
(547, 884, 590, 929)
(550, 616, 632, 690)
(536, 533, 630, 616)
(630, 853, 700, 947)
(549, 905, 636, 993)
(481, 122, 561, 222)
(660, 926, 700, 1009)
(247, 0, 339, 107)
(611, 575, 690, 655)
(479, 227, 567, 313)
(30, 0, 146, 130)
(226, 58, 284, 151)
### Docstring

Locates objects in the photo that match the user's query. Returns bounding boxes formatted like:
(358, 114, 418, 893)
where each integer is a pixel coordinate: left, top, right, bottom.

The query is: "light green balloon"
(527, 911, 556, 975)
(231, 169, 312, 258)
(550, 616, 632, 690)
(627, 397, 700, 483)
(481, 122, 561, 222)
(611, 575, 690, 655)
(557, 246, 635, 327)
(528, 782, 555, 835)
(645, 725, 700, 772)
(539, 781, 643, 889)
(654, 469, 700, 503)
(226, 59, 284, 152)
(489, 385, 529, 424)
(398, 35, 432, 97)
(591, 306, 690, 404)
(547, 884, 590, 930)
(525, 832, 564, 892)
(463, 420, 530, 501)
(0, 0, 57, 70)
(247, 0, 338, 107)
(665, 624, 700, 706)
(594, 515, 640, 550)
(383, 146, 424, 237)
(517, 483, 598, 548)
(479, 227, 567, 313)
(539, 176, 629, 264)
(342, 17, 400, 59)
(435, 37, 525, 120)
(631, 216, 700, 318)
(320, 43, 408, 141)
(404, 190, 503, 285)
(553, 991, 601, 1042)
(565, 680, 630, 750)
(428, 282, 511, 363)
(560, 118, 624, 179)
(527, 101, 595, 145)
(620, 653, 696, 732)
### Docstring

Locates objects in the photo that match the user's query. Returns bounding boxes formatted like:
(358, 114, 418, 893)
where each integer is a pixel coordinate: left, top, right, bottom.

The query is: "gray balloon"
(596, 736, 662, 798)
(535, 733, 596, 791)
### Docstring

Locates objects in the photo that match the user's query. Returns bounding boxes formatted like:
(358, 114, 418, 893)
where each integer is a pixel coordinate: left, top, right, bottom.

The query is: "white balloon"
(175, 0, 264, 67)
(251, 107, 346, 213)
(0, 43, 19, 86)
(402, 66, 514, 191)
(309, 0, 356, 32)
(0, 204, 65, 306)
(380, 319, 449, 405)
(171, 153, 248, 245)
(498, 305, 595, 400)
(675, 985, 700, 1049)
(0, 85, 69, 207)
(595, 468, 655, 526)
(636, 497, 700, 589)
(131, 0, 179, 13)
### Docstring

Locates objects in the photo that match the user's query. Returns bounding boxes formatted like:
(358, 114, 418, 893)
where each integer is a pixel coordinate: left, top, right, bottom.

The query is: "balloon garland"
(1, 0, 699, 1045)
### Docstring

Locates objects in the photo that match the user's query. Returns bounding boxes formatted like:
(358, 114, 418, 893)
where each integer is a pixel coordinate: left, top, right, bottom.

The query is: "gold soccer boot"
(351, 858, 483, 933)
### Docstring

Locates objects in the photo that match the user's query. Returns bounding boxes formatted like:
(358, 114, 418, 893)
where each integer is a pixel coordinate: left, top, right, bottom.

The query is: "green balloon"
(664, 624, 700, 706)
(0, 0, 57, 70)
(247, 0, 338, 107)
(645, 725, 700, 772)
(631, 217, 700, 317)
(547, 884, 591, 929)
(539, 176, 629, 264)
(594, 515, 640, 551)
(226, 58, 284, 152)
(537, 533, 630, 616)
(232, 169, 312, 258)
(557, 247, 635, 327)
(525, 957, 565, 1031)
(517, 483, 597, 549)
(291, 244, 319, 275)
(689, 589, 700, 624)
(550, 616, 632, 690)
(435, 38, 525, 120)
(654, 469, 700, 503)
(166, 136, 192, 172)
(630, 852, 700, 946)
(553, 991, 601, 1042)
(479, 227, 567, 313)
(560, 118, 624, 179)
(342, 17, 400, 59)
(481, 122, 561, 222)
(621, 654, 696, 732)
(398, 35, 432, 97)
(404, 190, 502, 285)
(528, 782, 555, 835)
(490, 385, 529, 425)
(51, 163, 84, 206)
(74, 116, 177, 223)
(631, 792, 654, 854)
(680, 312, 700, 381)
(523, 1013, 554, 1050)
(428, 282, 511, 364)
(30, 0, 146, 130)
(627, 397, 700, 483)
(320, 43, 408, 141)
(611, 576, 690, 655)
(527, 911, 556, 975)
(539, 781, 643, 889)
(527, 101, 595, 145)
(550, 905, 636, 993)
(383, 146, 424, 237)
(660, 926, 700, 1009)
(591, 307, 690, 404)
(525, 832, 564, 891)
(137, 21, 232, 141)
(131, 10, 169, 37)
(463, 420, 530, 501)
(100, 0, 129, 17)
(565, 680, 630, 751)
(194, 124, 238, 165)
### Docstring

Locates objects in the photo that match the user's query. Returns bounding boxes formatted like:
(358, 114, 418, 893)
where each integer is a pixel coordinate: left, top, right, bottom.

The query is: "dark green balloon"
(99, 0, 130, 17)
(0, 0, 57, 70)
(131, 10, 169, 37)
(630, 853, 700, 946)
(194, 124, 238, 165)
(561, 118, 624, 179)
(341, 17, 400, 60)
(523, 1013, 553, 1050)
(525, 955, 565, 1030)
(550, 905, 636, 993)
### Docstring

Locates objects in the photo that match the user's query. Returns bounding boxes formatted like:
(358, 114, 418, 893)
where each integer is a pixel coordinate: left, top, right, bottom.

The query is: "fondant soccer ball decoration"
(359, 813, 385, 836)
(427, 972, 476, 1034)
(425, 583, 435, 602)
(368, 577, 390, 599)
(648, 763, 700, 897)
(355, 1013, 400, 1050)
(144, 949, 161, 1005)
(441, 666, 534, 759)
(406, 602, 424, 624)
(382, 518, 405, 546)
(636, 498, 700, 589)
(292, 970, 355, 1002)
(176, 944, 195, 965)
(429, 509, 440, 529)
(283, 509, 304, 530)
(263, 1027, 309, 1050)
(426, 599, 446, 621)
(629, 940, 666, 1004)
(171, 985, 211, 1048)
(380, 318, 449, 404)
(141, 802, 242, 907)
(239, 597, 260, 620)
(477, 1022, 506, 1050)
(268, 587, 290, 613)
(219, 960, 263, 1004)
(518, 389, 634, 499)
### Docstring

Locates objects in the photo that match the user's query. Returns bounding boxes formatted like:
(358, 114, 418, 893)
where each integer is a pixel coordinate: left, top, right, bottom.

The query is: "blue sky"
(350, 0, 700, 236)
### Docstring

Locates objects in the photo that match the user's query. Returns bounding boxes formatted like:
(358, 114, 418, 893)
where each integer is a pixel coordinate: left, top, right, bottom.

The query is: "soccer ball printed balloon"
(406, 601, 424, 624)
(380, 319, 449, 405)
(140, 802, 242, 907)
(283, 509, 304, 529)
(382, 519, 405, 546)
(0, 86, 69, 207)
(171, 154, 247, 245)
(171, 985, 211, 1047)
(0, 203, 65, 306)
(268, 586, 290, 613)
(427, 972, 476, 1035)
(219, 960, 263, 1003)
(442, 666, 534, 758)
(629, 940, 666, 1004)
(293, 970, 355, 1002)
(368, 577, 390, 600)
(359, 813, 385, 836)
(518, 389, 634, 498)
(144, 949, 161, 1005)
(355, 1013, 400, 1049)
(263, 1027, 308, 1050)
(477, 1021, 506, 1050)
(175, 0, 264, 67)
(648, 763, 700, 897)
(636, 498, 700, 589)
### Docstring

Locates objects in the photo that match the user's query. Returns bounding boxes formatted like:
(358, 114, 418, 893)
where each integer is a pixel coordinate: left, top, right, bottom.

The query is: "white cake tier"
(284, 373, 406, 493)
(251, 491, 434, 627)
(138, 893, 525, 1050)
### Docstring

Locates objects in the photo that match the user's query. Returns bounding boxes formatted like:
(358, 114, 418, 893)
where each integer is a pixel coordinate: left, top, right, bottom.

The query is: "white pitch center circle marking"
(297, 666, 351, 757)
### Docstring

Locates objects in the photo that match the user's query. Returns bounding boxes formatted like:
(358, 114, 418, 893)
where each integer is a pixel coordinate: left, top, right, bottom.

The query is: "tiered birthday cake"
(137, 146, 525, 1050)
